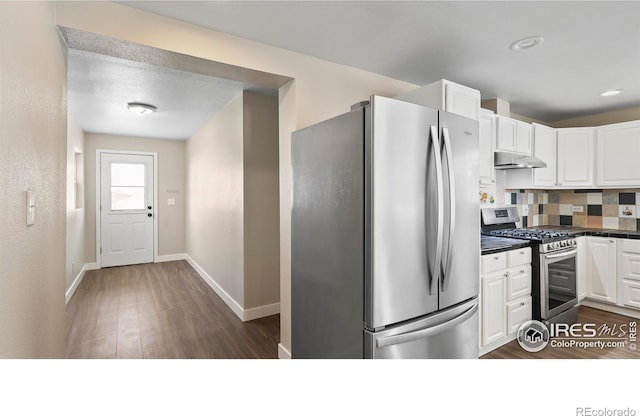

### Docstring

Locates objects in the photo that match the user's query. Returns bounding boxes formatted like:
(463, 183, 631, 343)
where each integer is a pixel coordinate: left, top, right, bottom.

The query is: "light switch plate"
(167, 198, 176, 206)
(27, 190, 35, 207)
(27, 206, 35, 226)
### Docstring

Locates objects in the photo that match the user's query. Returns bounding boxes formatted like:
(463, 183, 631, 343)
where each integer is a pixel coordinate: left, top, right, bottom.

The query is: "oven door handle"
(544, 248, 577, 260)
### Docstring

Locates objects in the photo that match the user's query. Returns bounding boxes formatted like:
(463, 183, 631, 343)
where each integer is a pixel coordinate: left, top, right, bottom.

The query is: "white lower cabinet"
(618, 239, 640, 309)
(480, 247, 532, 354)
(586, 237, 617, 304)
(507, 297, 532, 335)
(481, 272, 507, 347)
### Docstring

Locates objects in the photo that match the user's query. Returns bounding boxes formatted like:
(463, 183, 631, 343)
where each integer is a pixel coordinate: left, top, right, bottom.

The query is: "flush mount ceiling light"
(127, 102, 157, 115)
(509, 36, 544, 51)
(600, 89, 623, 97)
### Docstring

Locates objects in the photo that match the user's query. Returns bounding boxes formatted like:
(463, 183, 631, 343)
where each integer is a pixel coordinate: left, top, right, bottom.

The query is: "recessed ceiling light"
(509, 36, 544, 51)
(127, 102, 157, 115)
(600, 89, 623, 97)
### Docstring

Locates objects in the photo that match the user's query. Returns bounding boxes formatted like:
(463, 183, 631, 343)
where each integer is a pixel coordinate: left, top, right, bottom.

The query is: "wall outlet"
(167, 198, 176, 206)
(572, 205, 584, 213)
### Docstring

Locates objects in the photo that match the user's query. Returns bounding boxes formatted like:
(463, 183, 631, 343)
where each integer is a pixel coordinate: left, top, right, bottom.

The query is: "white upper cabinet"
(532, 123, 557, 187)
(596, 120, 640, 186)
(394, 79, 481, 121)
(444, 81, 481, 121)
(557, 127, 595, 187)
(478, 109, 496, 182)
(496, 116, 531, 155)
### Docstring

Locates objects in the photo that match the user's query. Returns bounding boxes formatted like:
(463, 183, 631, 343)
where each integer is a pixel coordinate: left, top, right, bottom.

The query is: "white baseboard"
(185, 254, 245, 321)
(244, 302, 280, 321)
(156, 253, 188, 263)
(581, 299, 640, 319)
(278, 343, 291, 359)
(65, 262, 97, 304)
(185, 254, 280, 322)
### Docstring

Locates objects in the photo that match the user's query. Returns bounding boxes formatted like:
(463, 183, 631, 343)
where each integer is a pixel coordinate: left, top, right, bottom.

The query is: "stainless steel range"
(481, 207, 578, 325)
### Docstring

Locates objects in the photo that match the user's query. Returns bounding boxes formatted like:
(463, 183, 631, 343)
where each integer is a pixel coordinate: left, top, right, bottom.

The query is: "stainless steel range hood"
(494, 151, 547, 169)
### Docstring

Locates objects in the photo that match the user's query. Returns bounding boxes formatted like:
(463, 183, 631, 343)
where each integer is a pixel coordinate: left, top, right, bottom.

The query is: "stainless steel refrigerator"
(291, 95, 479, 358)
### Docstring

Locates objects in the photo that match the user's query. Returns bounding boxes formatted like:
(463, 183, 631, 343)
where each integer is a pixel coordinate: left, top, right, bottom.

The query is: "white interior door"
(100, 152, 155, 267)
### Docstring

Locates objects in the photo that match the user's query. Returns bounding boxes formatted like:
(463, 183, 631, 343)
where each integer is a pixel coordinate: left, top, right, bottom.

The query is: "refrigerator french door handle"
(375, 303, 478, 348)
(441, 127, 456, 291)
(429, 125, 444, 295)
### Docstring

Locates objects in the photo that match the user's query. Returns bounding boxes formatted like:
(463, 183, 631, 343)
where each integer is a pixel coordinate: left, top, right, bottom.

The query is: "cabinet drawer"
(622, 280, 640, 309)
(507, 266, 532, 301)
(621, 239, 640, 255)
(507, 247, 531, 267)
(481, 252, 507, 274)
(620, 252, 640, 282)
(507, 297, 532, 335)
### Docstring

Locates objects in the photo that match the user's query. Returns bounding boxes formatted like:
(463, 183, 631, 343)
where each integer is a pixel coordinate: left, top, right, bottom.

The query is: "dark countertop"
(481, 235, 530, 255)
(522, 226, 640, 240)
(481, 226, 640, 255)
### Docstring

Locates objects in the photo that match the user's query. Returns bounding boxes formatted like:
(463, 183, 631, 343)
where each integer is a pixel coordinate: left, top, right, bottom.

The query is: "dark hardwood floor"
(66, 260, 280, 359)
(482, 306, 640, 359)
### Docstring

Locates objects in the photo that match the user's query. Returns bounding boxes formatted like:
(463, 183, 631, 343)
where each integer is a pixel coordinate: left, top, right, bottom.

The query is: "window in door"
(110, 163, 146, 211)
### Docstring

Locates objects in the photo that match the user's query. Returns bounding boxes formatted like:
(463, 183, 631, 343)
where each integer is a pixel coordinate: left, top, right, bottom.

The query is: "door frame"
(95, 149, 159, 269)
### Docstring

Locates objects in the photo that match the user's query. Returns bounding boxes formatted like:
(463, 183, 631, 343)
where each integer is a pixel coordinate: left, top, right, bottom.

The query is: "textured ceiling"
(63, 24, 289, 141)
(67, 49, 252, 140)
(120, 1, 640, 122)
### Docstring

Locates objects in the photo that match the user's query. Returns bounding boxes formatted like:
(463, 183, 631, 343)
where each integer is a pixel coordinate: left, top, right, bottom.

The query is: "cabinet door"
(557, 128, 594, 187)
(515, 121, 532, 155)
(597, 121, 640, 186)
(481, 273, 507, 347)
(496, 116, 517, 152)
(444, 82, 480, 121)
(478, 109, 496, 181)
(506, 297, 532, 334)
(532, 123, 557, 187)
(587, 237, 617, 303)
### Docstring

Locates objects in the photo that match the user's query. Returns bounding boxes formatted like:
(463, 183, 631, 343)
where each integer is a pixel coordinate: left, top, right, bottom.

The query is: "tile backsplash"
(504, 189, 640, 231)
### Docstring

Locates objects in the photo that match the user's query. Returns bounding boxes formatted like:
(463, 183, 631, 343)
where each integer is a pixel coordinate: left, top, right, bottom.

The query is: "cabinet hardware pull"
(520, 269, 525, 274)
(494, 256, 499, 260)
(520, 302, 525, 306)
(520, 251, 524, 255)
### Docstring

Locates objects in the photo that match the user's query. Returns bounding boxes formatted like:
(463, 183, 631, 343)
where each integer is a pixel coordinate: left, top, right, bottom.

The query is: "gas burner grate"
(487, 229, 570, 241)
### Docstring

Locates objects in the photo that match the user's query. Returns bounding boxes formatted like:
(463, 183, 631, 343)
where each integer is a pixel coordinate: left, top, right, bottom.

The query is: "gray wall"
(243, 92, 280, 309)
(0, 3, 67, 357)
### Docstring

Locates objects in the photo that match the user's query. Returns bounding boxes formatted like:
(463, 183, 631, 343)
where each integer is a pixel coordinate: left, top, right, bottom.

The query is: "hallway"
(66, 261, 280, 358)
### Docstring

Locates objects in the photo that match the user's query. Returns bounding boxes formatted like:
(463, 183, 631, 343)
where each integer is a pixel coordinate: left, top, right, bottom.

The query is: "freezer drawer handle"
(375, 303, 478, 349)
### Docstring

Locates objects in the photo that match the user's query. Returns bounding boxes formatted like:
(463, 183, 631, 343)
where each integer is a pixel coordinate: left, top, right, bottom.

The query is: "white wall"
(0, 3, 67, 358)
(84, 133, 187, 260)
(56, 2, 417, 354)
(66, 114, 87, 291)
(186, 93, 245, 305)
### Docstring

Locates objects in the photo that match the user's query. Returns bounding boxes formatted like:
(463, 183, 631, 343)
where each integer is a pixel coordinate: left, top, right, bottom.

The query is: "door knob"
(148, 205, 152, 210)
(147, 213, 153, 217)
